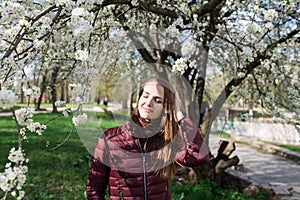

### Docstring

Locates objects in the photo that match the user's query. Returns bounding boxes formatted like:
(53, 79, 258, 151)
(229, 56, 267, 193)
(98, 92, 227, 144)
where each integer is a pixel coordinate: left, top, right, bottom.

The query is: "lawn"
(1, 111, 266, 200)
(0, 112, 93, 200)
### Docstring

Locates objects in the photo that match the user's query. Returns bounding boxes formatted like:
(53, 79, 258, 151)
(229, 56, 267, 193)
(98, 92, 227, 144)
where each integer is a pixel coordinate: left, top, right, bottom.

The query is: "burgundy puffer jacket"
(86, 117, 209, 200)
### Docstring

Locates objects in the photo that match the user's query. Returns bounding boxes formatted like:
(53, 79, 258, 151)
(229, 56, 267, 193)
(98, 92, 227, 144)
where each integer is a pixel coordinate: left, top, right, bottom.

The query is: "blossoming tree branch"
(0, 0, 299, 199)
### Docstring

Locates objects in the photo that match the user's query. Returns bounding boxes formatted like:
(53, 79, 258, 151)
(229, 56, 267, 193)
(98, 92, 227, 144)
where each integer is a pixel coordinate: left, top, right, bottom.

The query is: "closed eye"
(154, 97, 163, 103)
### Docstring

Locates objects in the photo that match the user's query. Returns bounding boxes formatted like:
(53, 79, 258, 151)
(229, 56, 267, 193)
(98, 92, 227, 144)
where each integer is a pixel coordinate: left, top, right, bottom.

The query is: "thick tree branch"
(192, 0, 225, 17)
(99, 0, 178, 18)
(99, 0, 226, 20)
(126, 30, 156, 63)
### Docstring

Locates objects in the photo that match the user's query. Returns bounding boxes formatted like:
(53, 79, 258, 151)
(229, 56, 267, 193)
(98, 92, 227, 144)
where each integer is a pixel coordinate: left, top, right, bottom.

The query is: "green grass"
(212, 130, 231, 138)
(171, 179, 267, 200)
(0, 113, 92, 200)
(278, 145, 300, 153)
(263, 140, 300, 153)
(264, 141, 300, 153)
(1, 111, 266, 199)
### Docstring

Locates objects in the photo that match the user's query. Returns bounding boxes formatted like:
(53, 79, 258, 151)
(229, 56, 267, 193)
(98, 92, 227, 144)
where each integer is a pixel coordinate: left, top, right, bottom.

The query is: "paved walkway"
(209, 134, 300, 199)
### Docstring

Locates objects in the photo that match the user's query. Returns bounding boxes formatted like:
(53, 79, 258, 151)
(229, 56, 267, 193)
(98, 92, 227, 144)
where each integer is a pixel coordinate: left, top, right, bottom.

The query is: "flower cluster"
(55, 101, 70, 117)
(70, 7, 94, 39)
(55, 0, 74, 6)
(131, 0, 139, 6)
(72, 113, 88, 126)
(69, 83, 87, 104)
(15, 108, 47, 137)
(0, 88, 17, 109)
(55, 100, 66, 108)
(172, 57, 189, 75)
(75, 49, 89, 62)
(25, 120, 47, 136)
(15, 108, 34, 125)
(23, 86, 41, 99)
(165, 23, 180, 38)
(0, 147, 28, 200)
(264, 9, 278, 21)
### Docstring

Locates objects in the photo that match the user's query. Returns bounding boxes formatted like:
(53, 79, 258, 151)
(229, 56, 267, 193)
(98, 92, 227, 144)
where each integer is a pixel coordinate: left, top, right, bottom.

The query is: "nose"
(145, 98, 153, 106)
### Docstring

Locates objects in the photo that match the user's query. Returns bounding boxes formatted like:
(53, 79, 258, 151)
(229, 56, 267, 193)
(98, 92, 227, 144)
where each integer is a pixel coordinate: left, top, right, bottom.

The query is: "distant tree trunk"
(36, 72, 48, 110)
(66, 81, 69, 103)
(95, 86, 100, 105)
(50, 66, 59, 113)
(47, 91, 51, 103)
(20, 82, 24, 103)
(60, 81, 65, 101)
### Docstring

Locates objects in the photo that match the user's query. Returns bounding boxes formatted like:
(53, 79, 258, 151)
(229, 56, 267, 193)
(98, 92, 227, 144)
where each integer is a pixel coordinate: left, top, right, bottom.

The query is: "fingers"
(175, 91, 184, 121)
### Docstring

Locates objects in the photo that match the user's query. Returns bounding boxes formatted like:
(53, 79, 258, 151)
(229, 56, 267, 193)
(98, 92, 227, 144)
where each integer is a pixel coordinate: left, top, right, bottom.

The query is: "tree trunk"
(66, 81, 69, 103)
(60, 81, 65, 101)
(178, 140, 240, 185)
(50, 66, 59, 113)
(20, 82, 24, 103)
(36, 72, 48, 110)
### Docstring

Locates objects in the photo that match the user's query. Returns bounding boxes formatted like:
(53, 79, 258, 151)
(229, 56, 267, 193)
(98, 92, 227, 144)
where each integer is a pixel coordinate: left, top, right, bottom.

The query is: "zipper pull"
(164, 185, 168, 200)
(119, 191, 124, 200)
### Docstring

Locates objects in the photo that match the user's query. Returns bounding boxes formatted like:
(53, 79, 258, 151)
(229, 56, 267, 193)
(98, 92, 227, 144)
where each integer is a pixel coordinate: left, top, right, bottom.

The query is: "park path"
(209, 134, 300, 200)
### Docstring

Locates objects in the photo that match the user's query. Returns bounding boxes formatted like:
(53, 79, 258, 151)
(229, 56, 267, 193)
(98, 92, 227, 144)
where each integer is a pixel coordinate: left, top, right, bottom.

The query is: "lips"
(143, 107, 152, 113)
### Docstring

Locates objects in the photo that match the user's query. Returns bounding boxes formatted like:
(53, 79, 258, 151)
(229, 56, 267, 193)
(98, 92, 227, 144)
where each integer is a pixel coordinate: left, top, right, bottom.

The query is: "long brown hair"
(134, 78, 182, 179)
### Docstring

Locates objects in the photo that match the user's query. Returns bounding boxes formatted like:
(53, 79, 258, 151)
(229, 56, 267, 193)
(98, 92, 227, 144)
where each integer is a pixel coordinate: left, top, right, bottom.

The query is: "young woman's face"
(138, 82, 164, 120)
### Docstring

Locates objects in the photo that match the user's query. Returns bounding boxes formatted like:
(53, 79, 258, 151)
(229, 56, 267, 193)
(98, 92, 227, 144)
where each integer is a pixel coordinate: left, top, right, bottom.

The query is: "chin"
(140, 113, 149, 119)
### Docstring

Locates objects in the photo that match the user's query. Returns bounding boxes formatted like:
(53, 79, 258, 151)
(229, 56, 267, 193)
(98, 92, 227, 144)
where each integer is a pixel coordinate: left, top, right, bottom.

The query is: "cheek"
(137, 99, 144, 107)
(154, 104, 164, 113)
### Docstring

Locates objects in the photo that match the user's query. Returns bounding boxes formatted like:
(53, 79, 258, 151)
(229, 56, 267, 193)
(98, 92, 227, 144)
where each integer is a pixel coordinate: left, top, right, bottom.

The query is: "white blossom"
(15, 108, 33, 124)
(75, 49, 89, 62)
(68, 83, 88, 104)
(0, 88, 17, 109)
(62, 109, 69, 118)
(72, 113, 88, 126)
(71, 7, 87, 17)
(242, 46, 255, 62)
(8, 148, 25, 164)
(55, 101, 66, 108)
(243, 22, 262, 35)
(166, 24, 180, 38)
(264, 9, 278, 21)
(131, 0, 139, 6)
(26, 121, 47, 135)
(18, 191, 25, 200)
(55, 0, 74, 6)
(70, 7, 94, 38)
(18, 18, 29, 28)
(253, 5, 261, 14)
(23, 86, 40, 98)
(172, 57, 189, 75)
(0, 148, 28, 198)
(237, 72, 246, 78)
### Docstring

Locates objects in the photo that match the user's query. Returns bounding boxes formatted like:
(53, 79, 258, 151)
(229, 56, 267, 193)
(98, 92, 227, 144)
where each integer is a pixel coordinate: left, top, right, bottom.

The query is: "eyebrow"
(143, 91, 163, 99)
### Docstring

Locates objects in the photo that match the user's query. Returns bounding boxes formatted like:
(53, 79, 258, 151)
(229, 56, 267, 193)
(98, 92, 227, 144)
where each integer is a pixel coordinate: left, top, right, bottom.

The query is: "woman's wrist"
(176, 111, 185, 122)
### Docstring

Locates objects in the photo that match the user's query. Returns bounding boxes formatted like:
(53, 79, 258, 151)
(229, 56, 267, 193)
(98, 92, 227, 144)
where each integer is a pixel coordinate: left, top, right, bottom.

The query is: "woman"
(86, 78, 209, 200)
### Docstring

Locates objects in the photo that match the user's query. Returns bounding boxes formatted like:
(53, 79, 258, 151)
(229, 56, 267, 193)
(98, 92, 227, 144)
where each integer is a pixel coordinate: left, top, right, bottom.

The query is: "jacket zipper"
(138, 139, 148, 200)
(164, 185, 168, 200)
(119, 191, 124, 200)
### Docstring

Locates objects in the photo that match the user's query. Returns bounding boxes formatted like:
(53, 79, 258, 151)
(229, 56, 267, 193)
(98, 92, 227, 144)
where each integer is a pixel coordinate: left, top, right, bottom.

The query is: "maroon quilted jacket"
(86, 117, 209, 200)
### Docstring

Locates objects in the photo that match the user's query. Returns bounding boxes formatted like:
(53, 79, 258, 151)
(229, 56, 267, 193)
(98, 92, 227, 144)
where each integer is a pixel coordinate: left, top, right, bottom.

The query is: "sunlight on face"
(138, 81, 164, 120)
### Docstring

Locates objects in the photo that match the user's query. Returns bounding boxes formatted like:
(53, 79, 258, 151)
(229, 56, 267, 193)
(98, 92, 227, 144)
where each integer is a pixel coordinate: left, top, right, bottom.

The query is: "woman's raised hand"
(175, 91, 184, 122)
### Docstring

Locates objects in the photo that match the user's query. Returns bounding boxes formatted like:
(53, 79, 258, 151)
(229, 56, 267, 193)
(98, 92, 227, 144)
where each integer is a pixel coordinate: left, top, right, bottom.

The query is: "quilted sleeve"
(86, 134, 110, 200)
(175, 118, 210, 167)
